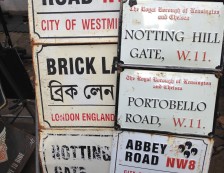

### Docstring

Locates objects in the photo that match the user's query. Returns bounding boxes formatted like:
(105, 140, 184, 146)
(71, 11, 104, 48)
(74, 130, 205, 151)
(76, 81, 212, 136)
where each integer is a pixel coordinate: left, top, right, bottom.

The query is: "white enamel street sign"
(40, 129, 113, 173)
(120, 0, 224, 69)
(33, 44, 117, 128)
(28, 0, 120, 44)
(110, 131, 213, 173)
(117, 69, 218, 136)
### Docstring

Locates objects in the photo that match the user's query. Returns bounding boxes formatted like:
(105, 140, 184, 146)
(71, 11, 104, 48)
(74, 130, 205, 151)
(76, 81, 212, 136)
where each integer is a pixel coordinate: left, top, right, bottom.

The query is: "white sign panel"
(33, 44, 117, 128)
(40, 129, 113, 173)
(110, 131, 213, 173)
(28, 0, 120, 44)
(117, 69, 218, 136)
(120, 0, 224, 69)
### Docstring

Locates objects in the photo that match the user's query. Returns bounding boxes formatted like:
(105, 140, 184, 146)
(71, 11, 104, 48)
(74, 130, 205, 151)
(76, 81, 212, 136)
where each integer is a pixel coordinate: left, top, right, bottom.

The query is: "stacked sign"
(111, 1, 224, 173)
(28, 0, 120, 172)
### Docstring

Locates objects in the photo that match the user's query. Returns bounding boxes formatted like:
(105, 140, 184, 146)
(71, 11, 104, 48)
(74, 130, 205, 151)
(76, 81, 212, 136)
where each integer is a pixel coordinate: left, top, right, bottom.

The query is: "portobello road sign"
(116, 69, 218, 136)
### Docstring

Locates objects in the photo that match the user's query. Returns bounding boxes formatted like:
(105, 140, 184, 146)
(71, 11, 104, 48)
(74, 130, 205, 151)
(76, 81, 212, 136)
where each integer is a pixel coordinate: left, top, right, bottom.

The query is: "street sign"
(33, 44, 117, 128)
(119, 0, 224, 69)
(28, 0, 120, 44)
(110, 131, 213, 173)
(39, 129, 113, 173)
(117, 69, 218, 136)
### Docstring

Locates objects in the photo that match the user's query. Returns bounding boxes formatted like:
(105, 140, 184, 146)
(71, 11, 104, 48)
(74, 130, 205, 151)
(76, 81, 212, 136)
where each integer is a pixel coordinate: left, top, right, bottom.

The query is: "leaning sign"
(116, 69, 218, 136)
(119, 0, 224, 69)
(33, 44, 117, 128)
(28, 0, 120, 44)
(39, 129, 113, 173)
(110, 131, 213, 173)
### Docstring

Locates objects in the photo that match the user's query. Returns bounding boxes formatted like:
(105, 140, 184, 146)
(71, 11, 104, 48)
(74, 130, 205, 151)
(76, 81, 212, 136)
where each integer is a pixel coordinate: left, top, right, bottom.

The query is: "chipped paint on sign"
(28, 0, 120, 44)
(110, 131, 213, 173)
(117, 69, 218, 136)
(33, 44, 117, 128)
(39, 129, 113, 173)
(120, 0, 224, 69)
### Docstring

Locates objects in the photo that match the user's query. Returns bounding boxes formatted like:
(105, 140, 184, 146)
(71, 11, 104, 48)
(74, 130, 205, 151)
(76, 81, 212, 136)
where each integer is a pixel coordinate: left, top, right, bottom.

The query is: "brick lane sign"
(28, 0, 120, 44)
(119, 0, 224, 69)
(116, 69, 218, 136)
(110, 131, 213, 173)
(33, 44, 117, 128)
(39, 129, 113, 173)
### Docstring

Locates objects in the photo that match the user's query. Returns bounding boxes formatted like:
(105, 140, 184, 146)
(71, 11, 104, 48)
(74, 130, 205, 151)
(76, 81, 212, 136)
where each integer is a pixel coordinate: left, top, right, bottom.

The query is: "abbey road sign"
(117, 69, 218, 136)
(33, 44, 117, 128)
(28, 0, 120, 44)
(110, 131, 213, 173)
(40, 129, 113, 173)
(120, 0, 224, 69)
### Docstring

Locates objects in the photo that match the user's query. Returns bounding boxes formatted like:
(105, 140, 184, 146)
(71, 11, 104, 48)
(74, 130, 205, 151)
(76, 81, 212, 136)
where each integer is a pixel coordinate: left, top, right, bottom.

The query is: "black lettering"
(64, 167, 71, 173)
(86, 57, 96, 74)
(70, 146, 77, 159)
(102, 146, 111, 161)
(102, 57, 110, 74)
(126, 139, 133, 149)
(161, 144, 167, 154)
(55, 166, 62, 173)
(151, 155, 159, 165)
(135, 140, 142, 150)
(152, 143, 159, 153)
(52, 145, 60, 159)
(75, 57, 84, 74)
(126, 114, 132, 122)
(134, 153, 141, 162)
(69, 58, 74, 74)
(92, 146, 101, 160)
(125, 152, 132, 161)
(142, 154, 149, 164)
(58, 58, 68, 75)
(79, 146, 86, 159)
(143, 142, 150, 152)
(47, 58, 56, 75)
(61, 145, 70, 160)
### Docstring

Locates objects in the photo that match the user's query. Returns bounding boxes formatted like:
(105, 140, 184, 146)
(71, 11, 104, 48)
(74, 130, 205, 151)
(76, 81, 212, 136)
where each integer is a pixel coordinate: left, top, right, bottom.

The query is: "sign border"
(114, 67, 220, 137)
(117, 0, 224, 72)
(35, 43, 117, 128)
(30, 0, 119, 40)
(111, 131, 212, 173)
(40, 132, 113, 173)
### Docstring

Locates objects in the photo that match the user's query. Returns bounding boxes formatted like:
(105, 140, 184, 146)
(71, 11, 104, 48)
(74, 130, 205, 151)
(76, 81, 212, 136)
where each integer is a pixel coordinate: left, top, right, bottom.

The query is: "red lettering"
(82, 18, 118, 30)
(65, 19, 76, 30)
(177, 159, 188, 169)
(177, 50, 190, 60)
(173, 118, 185, 127)
(188, 160, 196, 170)
(51, 113, 79, 121)
(166, 157, 175, 168)
(41, 20, 60, 31)
(166, 157, 196, 170)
